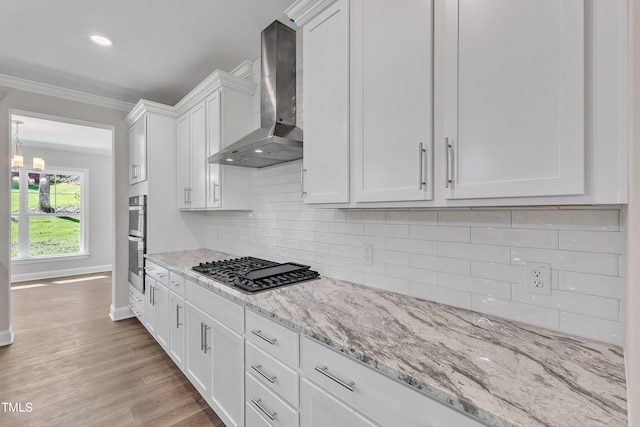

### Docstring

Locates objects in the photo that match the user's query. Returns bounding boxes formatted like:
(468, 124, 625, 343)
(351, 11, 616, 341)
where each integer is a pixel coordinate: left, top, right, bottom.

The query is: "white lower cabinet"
(210, 316, 244, 427)
(301, 336, 484, 427)
(142, 267, 487, 427)
(300, 379, 377, 427)
(185, 301, 213, 397)
(169, 291, 185, 368)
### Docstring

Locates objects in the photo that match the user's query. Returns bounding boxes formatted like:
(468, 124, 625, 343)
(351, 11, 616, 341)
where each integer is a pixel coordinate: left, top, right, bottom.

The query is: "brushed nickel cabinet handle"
(212, 182, 219, 202)
(200, 322, 204, 351)
(251, 330, 277, 345)
(445, 137, 453, 188)
(251, 398, 277, 421)
(203, 324, 210, 354)
(176, 305, 182, 328)
(301, 168, 307, 197)
(418, 142, 427, 189)
(315, 365, 355, 392)
(251, 364, 277, 383)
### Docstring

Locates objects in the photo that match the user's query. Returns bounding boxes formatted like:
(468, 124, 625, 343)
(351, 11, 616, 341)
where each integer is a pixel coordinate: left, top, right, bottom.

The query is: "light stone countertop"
(146, 249, 627, 427)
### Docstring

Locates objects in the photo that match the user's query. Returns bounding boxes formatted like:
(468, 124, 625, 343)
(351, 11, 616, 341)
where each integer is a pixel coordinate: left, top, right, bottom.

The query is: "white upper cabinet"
(352, 0, 433, 202)
(301, 0, 350, 204)
(442, 0, 584, 200)
(288, 0, 627, 207)
(205, 88, 254, 210)
(176, 71, 256, 211)
(129, 115, 147, 185)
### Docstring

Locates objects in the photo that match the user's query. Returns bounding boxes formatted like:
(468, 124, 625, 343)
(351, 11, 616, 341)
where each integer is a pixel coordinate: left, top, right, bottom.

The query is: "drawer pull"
(251, 398, 277, 421)
(144, 266, 155, 271)
(315, 366, 355, 392)
(251, 330, 277, 345)
(251, 364, 277, 383)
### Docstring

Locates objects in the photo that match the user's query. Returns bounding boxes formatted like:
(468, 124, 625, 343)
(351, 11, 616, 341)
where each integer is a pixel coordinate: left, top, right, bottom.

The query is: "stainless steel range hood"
(208, 20, 302, 168)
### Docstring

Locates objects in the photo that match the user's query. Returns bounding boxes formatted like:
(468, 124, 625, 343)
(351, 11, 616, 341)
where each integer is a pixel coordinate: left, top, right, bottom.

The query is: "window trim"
(11, 166, 89, 262)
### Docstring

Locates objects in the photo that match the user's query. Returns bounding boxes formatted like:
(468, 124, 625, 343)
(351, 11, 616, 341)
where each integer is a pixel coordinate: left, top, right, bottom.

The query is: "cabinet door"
(442, 0, 584, 199)
(302, 0, 350, 204)
(144, 278, 157, 336)
(176, 112, 191, 209)
(185, 302, 212, 397)
(155, 282, 170, 350)
(136, 115, 147, 183)
(301, 379, 377, 427)
(190, 101, 207, 208)
(353, 0, 433, 202)
(211, 317, 244, 427)
(128, 124, 137, 184)
(169, 292, 185, 369)
(206, 91, 222, 208)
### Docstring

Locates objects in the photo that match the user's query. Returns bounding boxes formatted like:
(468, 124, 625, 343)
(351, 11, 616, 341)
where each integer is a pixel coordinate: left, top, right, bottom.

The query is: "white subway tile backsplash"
(386, 264, 438, 286)
(410, 254, 471, 275)
(437, 242, 511, 264)
(373, 249, 410, 266)
(385, 238, 438, 255)
(365, 223, 409, 238)
(512, 209, 619, 231)
(471, 295, 560, 330)
(386, 210, 438, 225)
(559, 313, 623, 345)
(511, 284, 619, 321)
(471, 261, 526, 284)
(410, 225, 470, 242)
(364, 274, 411, 294)
(511, 248, 619, 276)
(558, 231, 624, 254)
(410, 283, 472, 310)
(439, 210, 511, 228)
(438, 273, 511, 299)
(203, 163, 625, 344)
(559, 271, 625, 299)
(471, 228, 558, 249)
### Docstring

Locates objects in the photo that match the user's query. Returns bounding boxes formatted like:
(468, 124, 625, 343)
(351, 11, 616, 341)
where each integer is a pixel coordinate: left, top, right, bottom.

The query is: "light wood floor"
(0, 273, 225, 427)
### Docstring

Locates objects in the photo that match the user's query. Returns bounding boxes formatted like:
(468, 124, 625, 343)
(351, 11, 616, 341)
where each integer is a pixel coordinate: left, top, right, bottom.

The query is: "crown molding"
(126, 99, 176, 125)
(0, 73, 135, 112)
(230, 60, 255, 81)
(285, 0, 338, 26)
(174, 69, 256, 116)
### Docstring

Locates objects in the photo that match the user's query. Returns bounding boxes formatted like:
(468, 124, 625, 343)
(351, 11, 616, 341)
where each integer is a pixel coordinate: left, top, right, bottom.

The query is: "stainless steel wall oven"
(128, 195, 146, 293)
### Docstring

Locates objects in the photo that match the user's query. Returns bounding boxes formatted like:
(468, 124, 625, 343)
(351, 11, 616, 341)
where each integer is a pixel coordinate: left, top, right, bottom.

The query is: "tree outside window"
(11, 168, 85, 259)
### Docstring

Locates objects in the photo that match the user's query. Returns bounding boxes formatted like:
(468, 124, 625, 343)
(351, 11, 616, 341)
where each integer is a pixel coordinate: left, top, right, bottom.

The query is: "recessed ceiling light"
(90, 34, 113, 47)
(226, 158, 234, 162)
(254, 149, 263, 153)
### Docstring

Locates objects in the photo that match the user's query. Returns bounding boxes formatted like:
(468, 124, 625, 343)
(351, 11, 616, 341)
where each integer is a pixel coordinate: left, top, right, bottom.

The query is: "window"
(11, 168, 87, 260)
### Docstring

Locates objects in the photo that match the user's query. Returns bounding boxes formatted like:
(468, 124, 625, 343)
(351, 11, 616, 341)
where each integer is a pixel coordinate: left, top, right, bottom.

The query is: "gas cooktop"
(192, 256, 320, 294)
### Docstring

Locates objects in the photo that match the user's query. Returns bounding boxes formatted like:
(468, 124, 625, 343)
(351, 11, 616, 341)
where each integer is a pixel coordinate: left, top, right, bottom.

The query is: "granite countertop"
(146, 249, 627, 427)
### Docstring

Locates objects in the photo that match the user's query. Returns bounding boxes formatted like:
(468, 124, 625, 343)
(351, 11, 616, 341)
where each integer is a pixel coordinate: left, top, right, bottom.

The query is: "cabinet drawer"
(168, 271, 185, 297)
(129, 285, 144, 306)
(185, 279, 244, 333)
(301, 337, 484, 427)
(246, 341, 299, 408)
(246, 400, 274, 427)
(145, 261, 169, 286)
(246, 372, 299, 427)
(246, 310, 299, 367)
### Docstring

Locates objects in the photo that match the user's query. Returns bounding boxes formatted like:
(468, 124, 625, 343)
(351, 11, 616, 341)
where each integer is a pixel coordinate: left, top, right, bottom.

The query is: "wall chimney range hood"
(208, 21, 302, 168)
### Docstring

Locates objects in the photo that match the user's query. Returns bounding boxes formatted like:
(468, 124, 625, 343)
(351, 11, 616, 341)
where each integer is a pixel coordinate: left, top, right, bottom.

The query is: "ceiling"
(0, 0, 295, 105)
(12, 114, 112, 155)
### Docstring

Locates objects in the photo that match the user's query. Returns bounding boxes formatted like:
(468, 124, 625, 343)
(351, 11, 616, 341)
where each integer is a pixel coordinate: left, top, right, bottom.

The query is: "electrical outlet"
(362, 244, 373, 265)
(525, 262, 551, 295)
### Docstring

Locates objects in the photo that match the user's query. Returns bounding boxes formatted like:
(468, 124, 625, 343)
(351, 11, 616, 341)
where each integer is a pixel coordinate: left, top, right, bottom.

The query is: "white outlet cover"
(524, 261, 552, 296)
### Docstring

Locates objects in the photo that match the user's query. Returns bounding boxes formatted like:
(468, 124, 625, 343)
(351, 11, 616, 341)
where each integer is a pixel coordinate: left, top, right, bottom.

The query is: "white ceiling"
(12, 114, 112, 155)
(0, 0, 295, 105)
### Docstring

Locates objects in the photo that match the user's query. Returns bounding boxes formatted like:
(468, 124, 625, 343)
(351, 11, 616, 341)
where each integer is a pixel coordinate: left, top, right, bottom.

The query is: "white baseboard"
(110, 304, 135, 321)
(11, 265, 112, 283)
(0, 329, 15, 347)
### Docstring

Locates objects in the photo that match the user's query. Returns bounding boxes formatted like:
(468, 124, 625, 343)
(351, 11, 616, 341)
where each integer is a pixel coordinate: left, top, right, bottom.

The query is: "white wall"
(626, 0, 639, 424)
(0, 87, 129, 345)
(10, 145, 113, 281)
